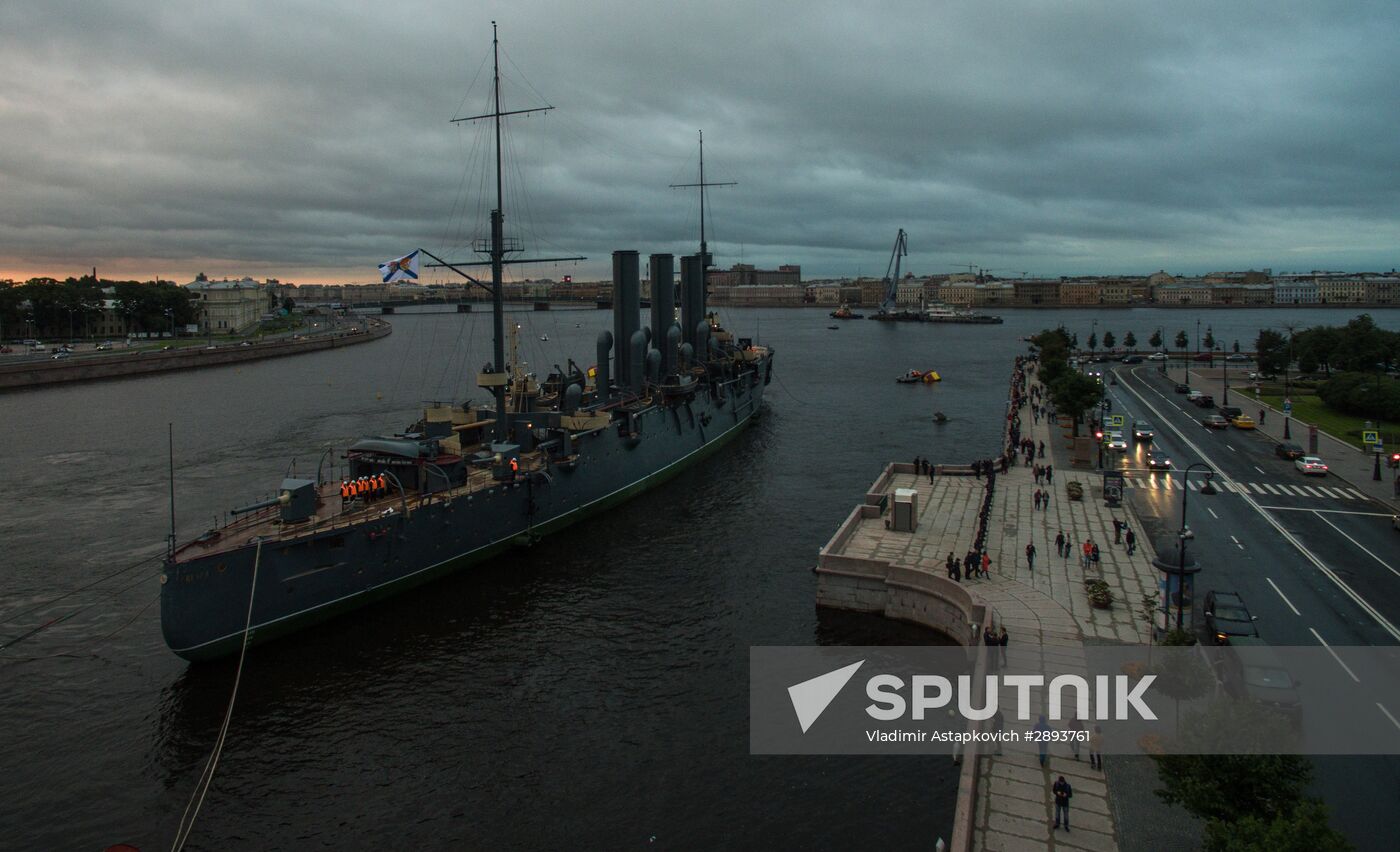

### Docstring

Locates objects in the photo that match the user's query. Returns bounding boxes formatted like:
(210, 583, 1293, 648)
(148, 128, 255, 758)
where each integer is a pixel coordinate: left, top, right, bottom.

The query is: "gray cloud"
(1, 0, 1397, 282)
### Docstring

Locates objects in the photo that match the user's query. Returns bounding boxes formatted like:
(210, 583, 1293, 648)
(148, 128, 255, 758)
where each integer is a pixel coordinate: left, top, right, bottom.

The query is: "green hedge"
(1316, 372, 1400, 422)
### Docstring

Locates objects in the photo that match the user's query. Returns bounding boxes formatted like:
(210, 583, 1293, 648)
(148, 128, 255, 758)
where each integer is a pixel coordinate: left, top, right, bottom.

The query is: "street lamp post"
(1283, 324, 1296, 440)
(1220, 345, 1228, 405)
(1176, 462, 1217, 632)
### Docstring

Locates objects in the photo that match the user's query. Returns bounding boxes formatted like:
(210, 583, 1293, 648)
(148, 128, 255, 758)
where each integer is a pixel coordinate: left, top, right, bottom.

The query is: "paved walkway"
(968, 371, 1162, 852)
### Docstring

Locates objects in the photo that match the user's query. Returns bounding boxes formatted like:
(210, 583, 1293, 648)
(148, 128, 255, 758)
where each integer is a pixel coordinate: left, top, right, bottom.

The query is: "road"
(1095, 363, 1400, 849)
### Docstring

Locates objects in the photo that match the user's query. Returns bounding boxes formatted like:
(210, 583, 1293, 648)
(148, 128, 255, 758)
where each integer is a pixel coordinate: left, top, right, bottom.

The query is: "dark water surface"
(2, 305, 1397, 849)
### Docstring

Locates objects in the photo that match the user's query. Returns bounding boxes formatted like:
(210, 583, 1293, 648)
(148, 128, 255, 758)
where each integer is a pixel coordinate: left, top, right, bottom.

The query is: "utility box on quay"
(891, 488, 918, 532)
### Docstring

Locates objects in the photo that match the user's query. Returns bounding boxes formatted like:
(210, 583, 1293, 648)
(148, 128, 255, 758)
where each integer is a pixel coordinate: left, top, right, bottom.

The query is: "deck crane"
(878, 229, 908, 314)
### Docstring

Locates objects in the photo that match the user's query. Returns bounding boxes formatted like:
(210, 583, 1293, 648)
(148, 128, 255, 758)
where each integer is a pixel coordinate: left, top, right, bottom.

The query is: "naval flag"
(379, 250, 421, 283)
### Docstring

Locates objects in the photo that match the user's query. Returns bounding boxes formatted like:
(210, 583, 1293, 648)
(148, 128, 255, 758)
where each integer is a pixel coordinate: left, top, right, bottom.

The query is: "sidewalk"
(969, 374, 1162, 852)
(1180, 366, 1399, 510)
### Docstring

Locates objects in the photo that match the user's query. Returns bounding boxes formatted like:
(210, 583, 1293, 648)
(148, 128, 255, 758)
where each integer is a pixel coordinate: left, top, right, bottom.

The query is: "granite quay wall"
(0, 321, 391, 391)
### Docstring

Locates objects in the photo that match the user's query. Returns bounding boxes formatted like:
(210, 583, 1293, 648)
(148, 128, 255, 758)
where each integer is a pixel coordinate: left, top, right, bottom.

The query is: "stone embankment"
(0, 320, 391, 391)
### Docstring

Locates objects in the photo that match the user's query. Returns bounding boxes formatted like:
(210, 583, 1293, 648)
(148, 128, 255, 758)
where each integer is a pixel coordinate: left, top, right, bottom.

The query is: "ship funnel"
(629, 329, 647, 394)
(695, 320, 711, 365)
(680, 254, 703, 350)
(563, 382, 583, 414)
(649, 253, 674, 374)
(645, 349, 661, 385)
(678, 341, 694, 370)
(612, 250, 640, 387)
(596, 330, 613, 393)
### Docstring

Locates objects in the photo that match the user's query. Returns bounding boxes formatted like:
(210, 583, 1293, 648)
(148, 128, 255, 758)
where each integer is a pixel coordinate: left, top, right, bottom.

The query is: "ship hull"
(161, 361, 770, 661)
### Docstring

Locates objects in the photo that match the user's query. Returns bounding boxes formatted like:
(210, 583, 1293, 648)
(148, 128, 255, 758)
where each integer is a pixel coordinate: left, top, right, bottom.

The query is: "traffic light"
(1095, 430, 1104, 441)
(1389, 452, 1400, 469)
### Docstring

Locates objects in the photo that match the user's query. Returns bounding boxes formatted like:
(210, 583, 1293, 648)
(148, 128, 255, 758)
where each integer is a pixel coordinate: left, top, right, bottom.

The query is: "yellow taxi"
(1230, 414, 1256, 429)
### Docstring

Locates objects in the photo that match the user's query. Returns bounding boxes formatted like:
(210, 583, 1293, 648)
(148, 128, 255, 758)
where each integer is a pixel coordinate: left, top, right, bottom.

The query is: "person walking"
(1258, 407, 1266, 425)
(1052, 775, 1073, 832)
(1038, 440, 1045, 458)
(980, 550, 992, 579)
(998, 626, 1008, 667)
(983, 624, 998, 670)
(1046, 464, 1053, 484)
(1089, 724, 1103, 770)
(1125, 528, 1137, 556)
(1054, 530, 1066, 558)
(946, 552, 958, 580)
(1067, 716, 1085, 761)
(1081, 538, 1093, 569)
(1025, 541, 1036, 572)
(1034, 715, 1051, 766)
(1113, 519, 1123, 543)
(991, 708, 1006, 755)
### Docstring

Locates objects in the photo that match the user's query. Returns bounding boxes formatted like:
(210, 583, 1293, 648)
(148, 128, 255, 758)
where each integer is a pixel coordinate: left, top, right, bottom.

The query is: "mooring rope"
(170, 539, 263, 852)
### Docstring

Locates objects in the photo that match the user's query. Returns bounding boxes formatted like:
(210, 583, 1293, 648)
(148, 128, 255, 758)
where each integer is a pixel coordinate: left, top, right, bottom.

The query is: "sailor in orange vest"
(509, 457, 519, 477)
(377, 472, 388, 493)
(340, 480, 351, 501)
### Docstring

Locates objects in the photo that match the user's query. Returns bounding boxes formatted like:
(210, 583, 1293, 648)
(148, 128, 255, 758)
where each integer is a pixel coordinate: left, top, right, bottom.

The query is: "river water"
(2, 304, 1397, 850)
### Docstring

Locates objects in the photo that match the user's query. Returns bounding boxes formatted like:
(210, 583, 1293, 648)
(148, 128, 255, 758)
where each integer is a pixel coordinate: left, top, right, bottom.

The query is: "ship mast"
(671, 130, 736, 271)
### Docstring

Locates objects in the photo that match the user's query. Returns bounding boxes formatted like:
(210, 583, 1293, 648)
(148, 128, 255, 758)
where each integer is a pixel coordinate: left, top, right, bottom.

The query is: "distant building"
(1059, 280, 1103, 306)
(185, 275, 270, 333)
(1315, 276, 1368, 304)
(1013, 279, 1059, 307)
(1152, 279, 1212, 305)
(706, 263, 801, 288)
(1272, 276, 1318, 305)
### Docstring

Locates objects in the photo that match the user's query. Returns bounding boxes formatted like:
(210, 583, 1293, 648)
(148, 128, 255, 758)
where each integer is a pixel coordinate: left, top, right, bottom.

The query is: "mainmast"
(671, 131, 736, 270)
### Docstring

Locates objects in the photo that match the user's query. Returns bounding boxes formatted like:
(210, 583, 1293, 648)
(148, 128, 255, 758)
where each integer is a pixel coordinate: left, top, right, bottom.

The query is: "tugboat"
(829, 303, 864, 320)
(159, 26, 774, 661)
(896, 369, 941, 384)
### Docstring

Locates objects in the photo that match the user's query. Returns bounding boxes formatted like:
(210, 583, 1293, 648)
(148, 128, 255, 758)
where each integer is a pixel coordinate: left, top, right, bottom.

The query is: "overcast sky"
(2, 0, 1398, 284)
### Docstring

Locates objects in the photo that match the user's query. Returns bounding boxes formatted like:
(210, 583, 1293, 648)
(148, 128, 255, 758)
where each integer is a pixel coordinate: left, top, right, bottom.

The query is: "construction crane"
(880, 229, 909, 313)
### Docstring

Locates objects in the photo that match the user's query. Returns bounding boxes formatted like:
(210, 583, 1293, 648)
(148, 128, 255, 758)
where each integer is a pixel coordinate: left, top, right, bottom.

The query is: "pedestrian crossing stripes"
(1124, 476, 1368, 500)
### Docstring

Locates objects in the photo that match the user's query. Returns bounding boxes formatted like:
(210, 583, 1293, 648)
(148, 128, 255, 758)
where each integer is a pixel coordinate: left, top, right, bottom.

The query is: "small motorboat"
(827, 324, 840, 330)
(932, 411, 949, 423)
(896, 369, 942, 384)
(540, 334, 549, 341)
(829, 304, 865, 320)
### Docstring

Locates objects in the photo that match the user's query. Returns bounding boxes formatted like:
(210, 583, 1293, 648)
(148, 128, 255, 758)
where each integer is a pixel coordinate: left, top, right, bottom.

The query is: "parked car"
(94, 343, 110, 351)
(1194, 394, 1215, 408)
(51, 351, 71, 360)
(1204, 591, 1259, 644)
(1231, 414, 1256, 429)
(1217, 406, 1243, 420)
(1202, 414, 1230, 429)
(1146, 450, 1172, 470)
(1295, 456, 1328, 475)
(1148, 352, 1169, 361)
(1106, 432, 1128, 451)
(1274, 442, 1305, 460)
(1226, 353, 1250, 362)
(1194, 352, 1214, 362)
(1132, 420, 1154, 441)
(1121, 355, 1144, 364)
(1174, 382, 1190, 393)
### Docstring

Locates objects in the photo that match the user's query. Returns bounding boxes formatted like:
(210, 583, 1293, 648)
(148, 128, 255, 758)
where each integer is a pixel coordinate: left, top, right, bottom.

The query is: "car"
(1226, 353, 1250, 362)
(1217, 405, 1243, 420)
(1106, 432, 1128, 451)
(1193, 394, 1215, 408)
(1194, 352, 1214, 362)
(1275, 442, 1305, 460)
(32, 344, 47, 353)
(51, 351, 70, 360)
(240, 340, 253, 346)
(1204, 591, 1259, 645)
(1120, 355, 1144, 364)
(1146, 450, 1172, 470)
(1186, 389, 1203, 401)
(1295, 456, 1328, 475)
(1202, 414, 1230, 429)
(1132, 420, 1154, 441)
(1217, 637, 1302, 724)
(1148, 352, 1169, 361)
(1174, 382, 1190, 393)
(1231, 414, 1256, 429)
(94, 343, 110, 351)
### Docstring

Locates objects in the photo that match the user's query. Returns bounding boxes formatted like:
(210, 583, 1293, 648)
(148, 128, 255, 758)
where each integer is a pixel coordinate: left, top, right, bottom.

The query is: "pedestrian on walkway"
(1259, 407, 1266, 424)
(913, 455, 921, 473)
(1113, 518, 1123, 543)
(928, 465, 935, 484)
(1081, 539, 1093, 569)
(946, 552, 958, 580)
(1034, 715, 1051, 766)
(983, 625, 998, 669)
(1089, 725, 1103, 770)
(1067, 716, 1084, 761)
(981, 550, 992, 579)
(1125, 528, 1136, 555)
(992, 708, 1005, 755)
(1025, 541, 1036, 572)
(1054, 530, 1065, 557)
(1046, 464, 1053, 484)
(1091, 542, 1100, 563)
(998, 626, 1008, 666)
(1042, 489, 1050, 510)
(1052, 776, 1073, 831)
(1038, 440, 1045, 458)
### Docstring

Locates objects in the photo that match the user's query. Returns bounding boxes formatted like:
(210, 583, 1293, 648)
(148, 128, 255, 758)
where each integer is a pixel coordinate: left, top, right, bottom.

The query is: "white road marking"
(1312, 512, 1400, 579)
(1187, 480, 1198, 491)
(1378, 703, 1400, 733)
(1262, 484, 1281, 495)
(1317, 486, 1344, 498)
(1347, 488, 1369, 499)
(1301, 486, 1323, 498)
(1255, 505, 1393, 516)
(1207, 507, 1219, 519)
(1266, 577, 1301, 616)
(1254, 465, 1266, 474)
(1226, 444, 1237, 452)
(1120, 367, 1400, 642)
(1230, 535, 1244, 549)
(1250, 483, 1267, 494)
(1310, 628, 1361, 683)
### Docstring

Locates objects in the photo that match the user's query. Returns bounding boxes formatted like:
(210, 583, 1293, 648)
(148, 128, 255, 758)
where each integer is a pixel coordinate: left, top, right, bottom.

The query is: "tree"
(1070, 332, 1079, 348)
(1233, 339, 1240, 353)
(1203, 327, 1216, 351)
(1150, 329, 1163, 350)
(1208, 799, 1353, 852)
(1174, 330, 1189, 351)
(1155, 753, 1312, 824)
(1087, 332, 1098, 352)
(1048, 372, 1103, 436)
(1124, 331, 1137, 349)
(1255, 329, 1288, 375)
(1102, 331, 1116, 349)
